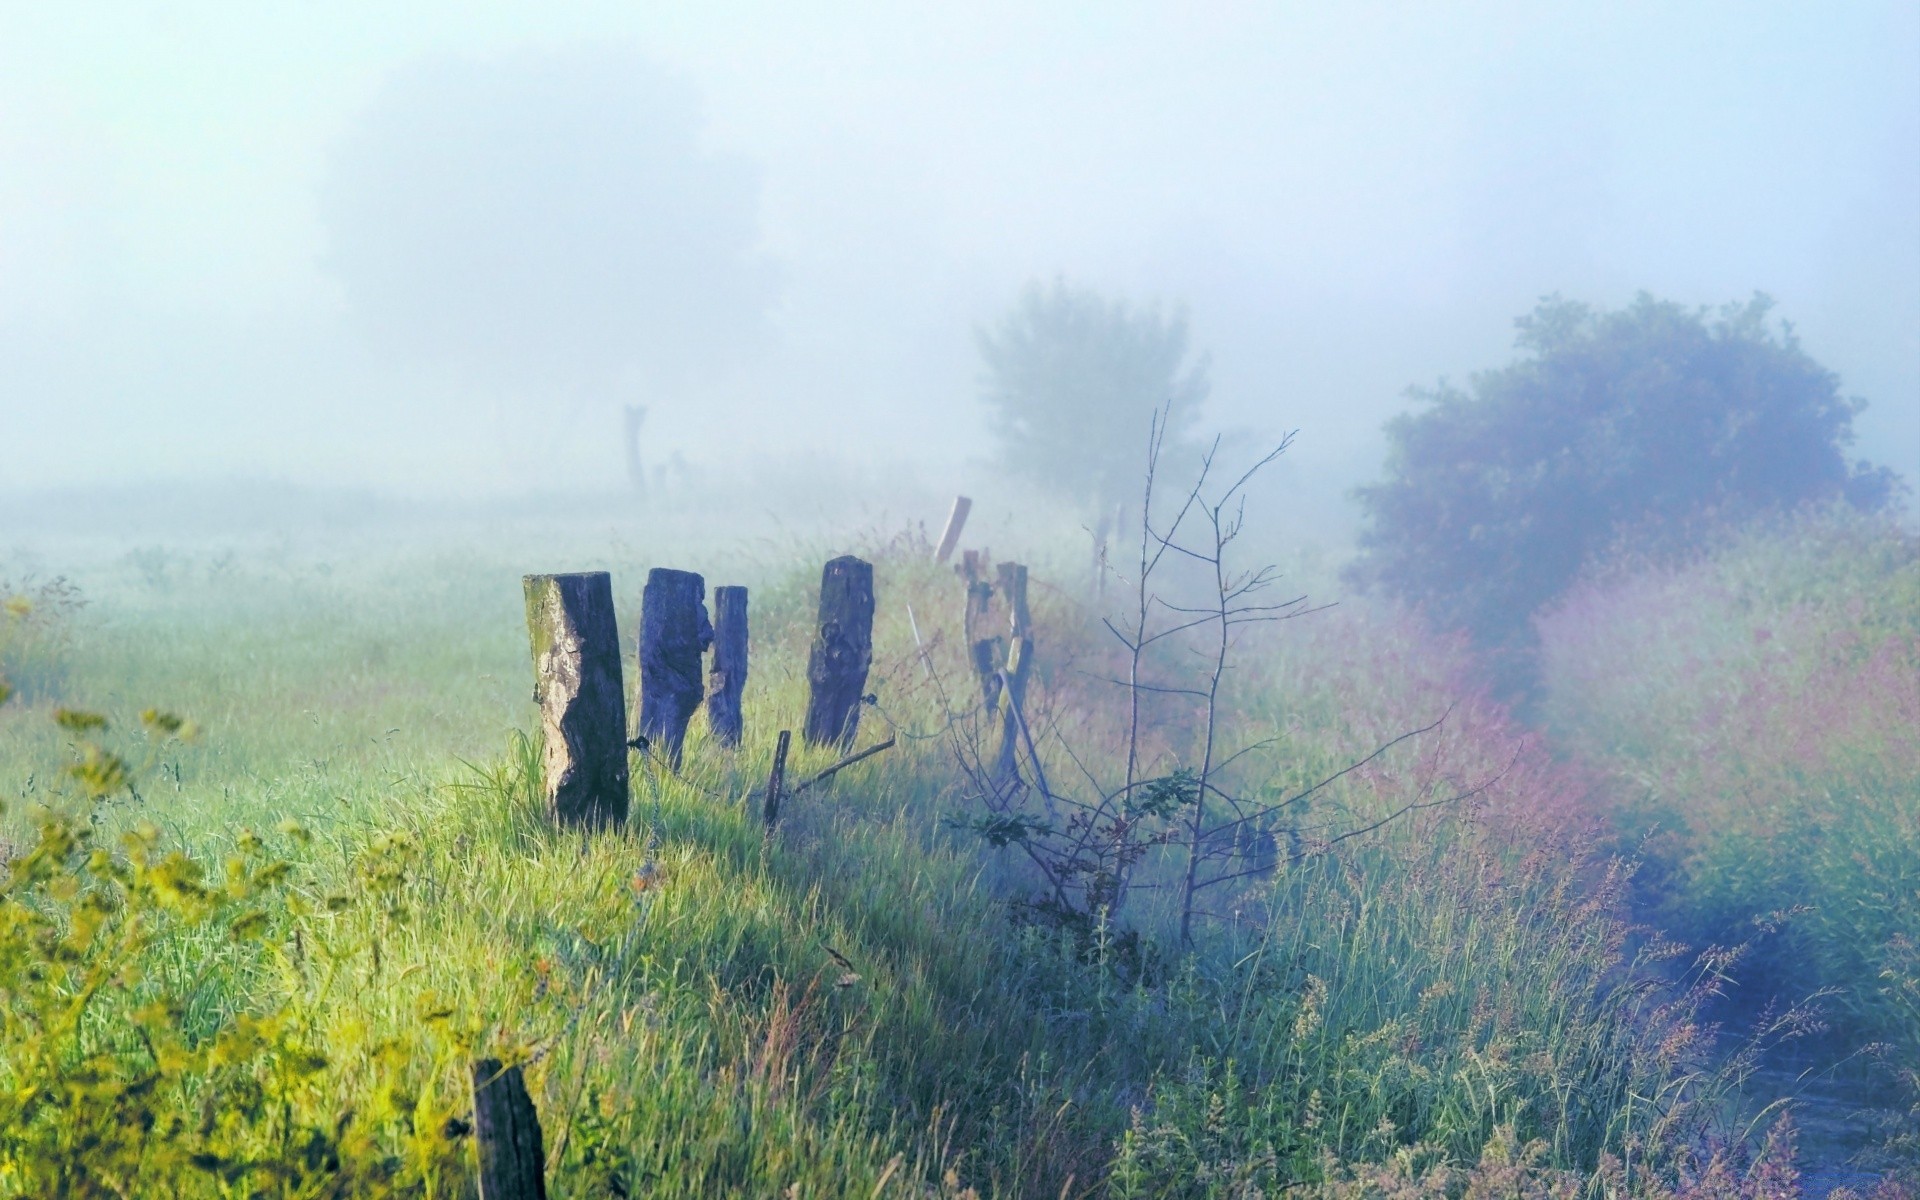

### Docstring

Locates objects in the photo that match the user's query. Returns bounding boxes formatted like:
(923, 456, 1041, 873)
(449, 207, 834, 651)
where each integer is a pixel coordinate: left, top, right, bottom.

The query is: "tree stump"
(705, 585, 749, 748)
(995, 562, 1033, 782)
(523, 573, 629, 829)
(933, 495, 972, 564)
(803, 555, 874, 749)
(638, 568, 713, 767)
(472, 1058, 547, 1200)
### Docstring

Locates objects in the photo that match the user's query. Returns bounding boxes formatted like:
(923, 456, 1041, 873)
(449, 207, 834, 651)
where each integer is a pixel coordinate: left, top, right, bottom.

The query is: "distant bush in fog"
(1346, 292, 1901, 694)
(0, 575, 83, 703)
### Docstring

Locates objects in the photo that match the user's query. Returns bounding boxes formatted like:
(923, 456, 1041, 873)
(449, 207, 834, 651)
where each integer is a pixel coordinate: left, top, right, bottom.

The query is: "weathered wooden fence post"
(995, 562, 1033, 782)
(933, 495, 972, 564)
(638, 568, 713, 767)
(763, 729, 791, 830)
(803, 555, 874, 749)
(472, 1058, 546, 1200)
(961, 551, 1001, 711)
(705, 585, 749, 748)
(523, 572, 629, 829)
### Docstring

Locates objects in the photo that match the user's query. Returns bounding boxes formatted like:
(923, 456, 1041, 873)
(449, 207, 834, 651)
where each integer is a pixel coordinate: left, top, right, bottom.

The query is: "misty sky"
(3, 2, 1915, 503)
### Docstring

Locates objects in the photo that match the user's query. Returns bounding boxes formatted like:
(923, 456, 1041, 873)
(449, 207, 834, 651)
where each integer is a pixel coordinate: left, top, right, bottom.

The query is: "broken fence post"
(803, 555, 874, 750)
(933, 495, 972, 564)
(523, 572, 629, 830)
(705, 585, 749, 748)
(995, 562, 1033, 782)
(638, 567, 713, 767)
(472, 1057, 547, 1200)
(962, 552, 1001, 711)
(763, 729, 791, 830)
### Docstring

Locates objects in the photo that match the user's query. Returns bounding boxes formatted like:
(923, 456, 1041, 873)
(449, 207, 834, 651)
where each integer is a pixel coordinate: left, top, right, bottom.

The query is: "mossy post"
(803, 555, 874, 750)
(472, 1058, 546, 1200)
(994, 562, 1033, 782)
(523, 572, 628, 830)
(705, 585, 749, 748)
(638, 568, 713, 767)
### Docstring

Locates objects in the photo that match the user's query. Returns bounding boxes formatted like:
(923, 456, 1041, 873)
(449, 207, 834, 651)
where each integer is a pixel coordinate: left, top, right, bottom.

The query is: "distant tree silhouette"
(977, 278, 1210, 519)
(322, 48, 775, 441)
(1347, 292, 1900, 695)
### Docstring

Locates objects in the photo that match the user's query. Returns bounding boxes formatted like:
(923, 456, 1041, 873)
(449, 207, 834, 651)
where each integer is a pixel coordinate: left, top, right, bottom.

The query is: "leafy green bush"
(0, 707, 468, 1197)
(1348, 293, 1900, 696)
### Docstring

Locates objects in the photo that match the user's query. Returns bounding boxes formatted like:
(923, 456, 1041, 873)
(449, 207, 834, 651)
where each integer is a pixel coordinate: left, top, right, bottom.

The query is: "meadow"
(0, 497, 1912, 1198)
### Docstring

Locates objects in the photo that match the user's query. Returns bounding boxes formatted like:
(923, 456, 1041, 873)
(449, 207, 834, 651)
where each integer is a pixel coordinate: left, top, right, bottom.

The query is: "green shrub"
(0, 707, 469, 1198)
(0, 576, 84, 704)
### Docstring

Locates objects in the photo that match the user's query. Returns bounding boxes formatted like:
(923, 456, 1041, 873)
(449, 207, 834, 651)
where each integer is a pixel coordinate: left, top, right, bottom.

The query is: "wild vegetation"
(3, 487, 1904, 1197)
(1347, 293, 1899, 698)
(2, 286, 1910, 1195)
(1538, 505, 1920, 1170)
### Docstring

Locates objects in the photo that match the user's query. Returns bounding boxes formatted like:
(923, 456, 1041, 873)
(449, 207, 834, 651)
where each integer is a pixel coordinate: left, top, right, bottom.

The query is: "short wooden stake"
(705, 585, 749, 748)
(472, 1058, 547, 1200)
(803, 556, 874, 750)
(523, 572, 629, 830)
(638, 568, 713, 767)
(933, 495, 972, 564)
(763, 729, 791, 830)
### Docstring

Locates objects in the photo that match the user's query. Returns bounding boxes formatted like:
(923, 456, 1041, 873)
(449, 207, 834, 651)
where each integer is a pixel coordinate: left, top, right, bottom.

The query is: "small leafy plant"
(0, 707, 468, 1198)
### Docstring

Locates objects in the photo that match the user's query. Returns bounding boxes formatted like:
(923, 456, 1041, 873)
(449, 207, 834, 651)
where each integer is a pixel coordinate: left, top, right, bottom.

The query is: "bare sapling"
(943, 405, 1503, 950)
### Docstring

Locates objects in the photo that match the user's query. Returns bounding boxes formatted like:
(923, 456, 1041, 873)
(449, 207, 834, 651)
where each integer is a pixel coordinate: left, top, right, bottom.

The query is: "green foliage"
(1348, 292, 1900, 693)
(0, 534, 1817, 1196)
(977, 278, 1210, 514)
(1538, 508, 1920, 1167)
(0, 709, 468, 1197)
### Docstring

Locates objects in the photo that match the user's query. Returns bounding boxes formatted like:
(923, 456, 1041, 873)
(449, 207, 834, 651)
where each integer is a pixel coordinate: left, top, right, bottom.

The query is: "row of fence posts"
(519, 553, 881, 833)
(473, 496, 1003, 1197)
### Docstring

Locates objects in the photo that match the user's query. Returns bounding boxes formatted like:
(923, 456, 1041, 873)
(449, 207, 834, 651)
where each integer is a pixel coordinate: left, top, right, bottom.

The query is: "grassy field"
(0, 506, 1908, 1197)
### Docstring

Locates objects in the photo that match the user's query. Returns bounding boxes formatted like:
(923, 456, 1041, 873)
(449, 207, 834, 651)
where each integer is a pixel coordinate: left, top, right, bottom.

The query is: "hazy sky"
(3, 2, 1915, 503)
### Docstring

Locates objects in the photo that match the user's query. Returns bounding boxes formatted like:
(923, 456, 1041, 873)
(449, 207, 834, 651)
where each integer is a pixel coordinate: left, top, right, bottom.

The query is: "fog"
(2, 2, 1915, 524)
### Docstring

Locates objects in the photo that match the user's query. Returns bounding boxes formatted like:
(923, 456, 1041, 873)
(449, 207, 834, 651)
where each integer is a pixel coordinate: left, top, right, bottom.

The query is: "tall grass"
(1538, 505, 1920, 1170)
(0, 528, 1820, 1196)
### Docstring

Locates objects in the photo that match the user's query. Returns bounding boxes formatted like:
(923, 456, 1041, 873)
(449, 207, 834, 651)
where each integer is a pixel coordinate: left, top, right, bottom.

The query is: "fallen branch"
(788, 736, 898, 797)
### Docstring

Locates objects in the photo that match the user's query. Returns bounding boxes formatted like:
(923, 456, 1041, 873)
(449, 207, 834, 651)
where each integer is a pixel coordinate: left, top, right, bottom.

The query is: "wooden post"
(705, 585, 748, 748)
(995, 562, 1033, 782)
(638, 568, 713, 767)
(763, 729, 791, 830)
(961, 552, 1001, 712)
(523, 572, 629, 829)
(472, 1058, 547, 1200)
(803, 555, 874, 750)
(623, 405, 647, 497)
(933, 495, 972, 564)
